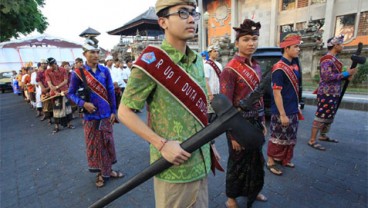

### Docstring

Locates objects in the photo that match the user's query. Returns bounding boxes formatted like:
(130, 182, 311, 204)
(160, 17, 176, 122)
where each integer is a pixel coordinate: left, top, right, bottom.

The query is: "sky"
(38, 0, 157, 51)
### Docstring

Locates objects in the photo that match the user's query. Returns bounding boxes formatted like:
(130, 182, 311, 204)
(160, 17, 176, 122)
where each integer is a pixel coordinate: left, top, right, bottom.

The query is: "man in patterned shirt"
(308, 35, 357, 151)
(68, 38, 123, 188)
(118, 0, 211, 207)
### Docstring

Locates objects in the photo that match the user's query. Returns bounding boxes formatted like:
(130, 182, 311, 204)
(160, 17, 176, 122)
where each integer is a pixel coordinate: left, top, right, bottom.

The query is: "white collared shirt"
(204, 59, 223, 95)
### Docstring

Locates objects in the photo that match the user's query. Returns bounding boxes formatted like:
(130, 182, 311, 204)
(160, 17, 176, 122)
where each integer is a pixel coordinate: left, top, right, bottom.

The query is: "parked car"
(252, 47, 304, 117)
(0, 71, 14, 93)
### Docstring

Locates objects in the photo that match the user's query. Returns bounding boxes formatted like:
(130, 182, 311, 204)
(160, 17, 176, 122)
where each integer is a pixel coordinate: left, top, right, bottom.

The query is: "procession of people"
(7, 0, 359, 207)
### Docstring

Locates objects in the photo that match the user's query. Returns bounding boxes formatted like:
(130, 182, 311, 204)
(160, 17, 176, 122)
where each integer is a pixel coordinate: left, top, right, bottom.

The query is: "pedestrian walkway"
(0, 93, 367, 208)
(303, 91, 368, 111)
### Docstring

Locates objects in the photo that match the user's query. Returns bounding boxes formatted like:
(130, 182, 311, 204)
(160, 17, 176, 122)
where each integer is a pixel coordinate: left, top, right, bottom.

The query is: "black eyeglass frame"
(165, 9, 201, 20)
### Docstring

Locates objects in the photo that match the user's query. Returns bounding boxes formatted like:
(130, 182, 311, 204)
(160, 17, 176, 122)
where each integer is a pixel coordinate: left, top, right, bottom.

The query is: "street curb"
(303, 96, 368, 111)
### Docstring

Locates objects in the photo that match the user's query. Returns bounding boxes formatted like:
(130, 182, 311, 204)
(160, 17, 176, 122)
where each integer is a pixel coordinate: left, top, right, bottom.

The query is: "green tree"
(0, 0, 48, 42)
(352, 62, 368, 87)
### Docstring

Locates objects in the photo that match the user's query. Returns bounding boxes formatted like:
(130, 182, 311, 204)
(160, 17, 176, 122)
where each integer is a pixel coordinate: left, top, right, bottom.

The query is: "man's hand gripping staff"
(89, 94, 264, 208)
(336, 42, 366, 112)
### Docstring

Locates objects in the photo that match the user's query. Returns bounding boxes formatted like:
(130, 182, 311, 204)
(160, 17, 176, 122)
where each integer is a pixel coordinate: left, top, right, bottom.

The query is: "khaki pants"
(154, 177, 208, 208)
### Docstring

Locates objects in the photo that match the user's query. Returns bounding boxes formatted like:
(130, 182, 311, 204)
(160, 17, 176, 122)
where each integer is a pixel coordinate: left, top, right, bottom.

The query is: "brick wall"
(358, 11, 368, 36)
(297, 0, 309, 8)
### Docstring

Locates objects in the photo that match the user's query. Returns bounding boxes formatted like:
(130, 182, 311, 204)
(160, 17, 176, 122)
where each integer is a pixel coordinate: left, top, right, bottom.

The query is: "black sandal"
(52, 127, 59, 134)
(308, 142, 326, 151)
(319, 136, 339, 143)
(67, 124, 75, 129)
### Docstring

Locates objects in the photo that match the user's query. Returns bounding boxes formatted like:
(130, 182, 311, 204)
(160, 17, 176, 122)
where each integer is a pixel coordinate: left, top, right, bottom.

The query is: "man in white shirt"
(123, 59, 141, 113)
(34, 62, 44, 116)
(105, 56, 122, 108)
(122, 63, 130, 87)
(105, 56, 119, 85)
(204, 45, 222, 101)
(204, 45, 223, 122)
(30, 66, 38, 109)
(115, 60, 127, 93)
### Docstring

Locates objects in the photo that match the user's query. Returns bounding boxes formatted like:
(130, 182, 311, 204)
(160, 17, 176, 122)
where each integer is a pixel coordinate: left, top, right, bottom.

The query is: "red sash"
(74, 67, 110, 105)
(134, 46, 208, 127)
(206, 59, 221, 78)
(272, 61, 300, 100)
(226, 59, 260, 91)
(320, 54, 343, 72)
(273, 61, 304, 120)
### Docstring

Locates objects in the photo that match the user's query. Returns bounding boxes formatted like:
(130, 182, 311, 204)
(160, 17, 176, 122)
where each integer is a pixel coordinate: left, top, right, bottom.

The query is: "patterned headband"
(327, 35, 344, 47)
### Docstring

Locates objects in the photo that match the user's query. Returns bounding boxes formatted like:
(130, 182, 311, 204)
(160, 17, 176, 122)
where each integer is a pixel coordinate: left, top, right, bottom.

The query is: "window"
(281, 0, 321, 10)
(296, 22, 306, 31)
(281, 24, 294, 33)
(280, 24, 295, 40)
(282, 0, 296, 11)
(335, 14, 356, 42)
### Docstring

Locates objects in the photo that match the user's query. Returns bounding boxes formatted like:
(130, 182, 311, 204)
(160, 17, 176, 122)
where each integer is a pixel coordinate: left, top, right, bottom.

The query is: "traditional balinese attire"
(204, 48, 223, 121)
(37, 69, 52, 120)
(30, 70, 38, 108)
(122, 39, 211, 207)
(267, 56, 301, 166)
(45, 66, 72, 127)
(221, 54, 265, 207)
(25, 73, 35, 105)
(21, 73, 30, 101)
(68, 63, 117, 178)
(11, 74, 21, 95)
(105, 56, 122, 109)
(313, 35, 349, 136)
(220, 19, 265, 208)
(204, 58, 222, 93)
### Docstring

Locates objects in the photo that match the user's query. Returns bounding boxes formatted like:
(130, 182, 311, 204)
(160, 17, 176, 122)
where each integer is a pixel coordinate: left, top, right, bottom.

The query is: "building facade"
(201, 0, 368, 49)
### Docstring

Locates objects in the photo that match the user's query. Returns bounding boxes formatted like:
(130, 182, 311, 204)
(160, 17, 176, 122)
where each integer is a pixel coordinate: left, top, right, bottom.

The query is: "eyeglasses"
(165, 9, 201, 21)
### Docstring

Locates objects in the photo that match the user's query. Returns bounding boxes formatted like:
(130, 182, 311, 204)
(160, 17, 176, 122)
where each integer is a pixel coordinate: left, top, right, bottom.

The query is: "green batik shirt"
(122, 40, 211, 183)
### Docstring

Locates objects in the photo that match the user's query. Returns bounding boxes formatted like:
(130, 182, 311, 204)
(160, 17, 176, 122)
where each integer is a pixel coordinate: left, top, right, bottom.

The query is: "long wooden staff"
(41, 90, 68, 102)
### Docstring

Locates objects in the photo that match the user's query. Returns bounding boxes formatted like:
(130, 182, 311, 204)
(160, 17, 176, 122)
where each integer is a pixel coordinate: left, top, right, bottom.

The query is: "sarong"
(226, 118, 265, 207)
(267, 113, 298, 165)
(312, 94, 339, 134)
(84, 118, 117, 178)
(314, 94, 339, 124)
(52, 96, 72, 126)
(42, 99, 53, 119)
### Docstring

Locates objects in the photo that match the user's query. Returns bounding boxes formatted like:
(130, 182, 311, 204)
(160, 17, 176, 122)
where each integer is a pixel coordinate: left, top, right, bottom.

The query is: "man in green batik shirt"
(118, 0, 212, 207)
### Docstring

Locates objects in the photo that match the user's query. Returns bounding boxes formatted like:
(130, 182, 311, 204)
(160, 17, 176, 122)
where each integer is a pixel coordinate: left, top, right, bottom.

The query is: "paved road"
(0, 93, 367, 208)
